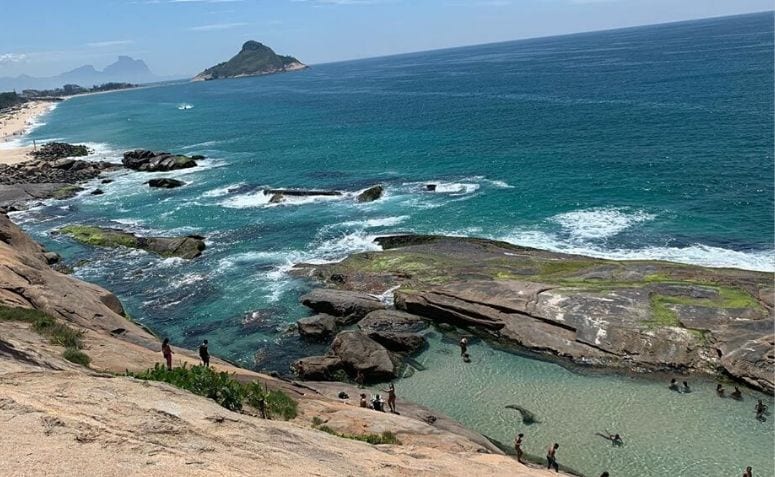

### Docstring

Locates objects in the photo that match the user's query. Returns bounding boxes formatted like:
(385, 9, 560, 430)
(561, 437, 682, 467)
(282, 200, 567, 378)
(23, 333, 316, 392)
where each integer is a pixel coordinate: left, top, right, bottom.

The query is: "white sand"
(0, 101, 55, 165)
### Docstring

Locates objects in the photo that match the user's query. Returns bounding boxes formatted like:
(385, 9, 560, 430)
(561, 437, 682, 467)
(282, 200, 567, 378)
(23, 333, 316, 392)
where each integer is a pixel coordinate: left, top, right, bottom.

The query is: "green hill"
(193, 41, 307, 81)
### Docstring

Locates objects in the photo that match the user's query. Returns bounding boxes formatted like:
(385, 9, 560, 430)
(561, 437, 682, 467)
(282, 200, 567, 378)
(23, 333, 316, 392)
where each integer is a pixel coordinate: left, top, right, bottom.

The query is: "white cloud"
(0, 53, 28, 64)
(188, 22, 249, 31)
(86, 40, 135, 48)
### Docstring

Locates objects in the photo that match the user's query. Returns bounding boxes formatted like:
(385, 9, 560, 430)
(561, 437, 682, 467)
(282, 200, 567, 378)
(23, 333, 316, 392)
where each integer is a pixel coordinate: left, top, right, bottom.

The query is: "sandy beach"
(0, 101, 55, 165)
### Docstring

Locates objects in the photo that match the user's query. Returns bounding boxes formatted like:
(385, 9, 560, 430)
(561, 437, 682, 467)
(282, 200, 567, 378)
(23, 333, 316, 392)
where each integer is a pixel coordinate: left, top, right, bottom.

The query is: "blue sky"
(1, 0, 771, 77)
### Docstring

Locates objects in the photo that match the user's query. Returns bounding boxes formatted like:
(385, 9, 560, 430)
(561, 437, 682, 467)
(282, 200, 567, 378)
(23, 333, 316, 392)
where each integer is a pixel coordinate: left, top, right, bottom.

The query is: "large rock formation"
(300, 289, 385, 325)
(193, 41, 307, 81)
(59, 225, 206, 259)
(122, 149, 198, 172)
(302, 235, 775, 393)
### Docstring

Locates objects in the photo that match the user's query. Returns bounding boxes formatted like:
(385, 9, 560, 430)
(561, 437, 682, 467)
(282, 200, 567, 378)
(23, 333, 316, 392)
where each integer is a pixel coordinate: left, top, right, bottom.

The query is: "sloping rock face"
(0, 214, 156, 348)
(305, 235, 775, 393)
(300, 289, 385, 325)
(122, 150, 198, 172)
(297, 313, 337, 340)
(358, 310, 428, 353)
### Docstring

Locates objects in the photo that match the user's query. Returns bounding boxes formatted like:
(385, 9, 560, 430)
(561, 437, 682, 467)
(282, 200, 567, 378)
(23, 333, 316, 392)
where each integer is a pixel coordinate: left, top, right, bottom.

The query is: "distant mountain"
(0, 56, 158, 91)
(193, 41, 307, 82)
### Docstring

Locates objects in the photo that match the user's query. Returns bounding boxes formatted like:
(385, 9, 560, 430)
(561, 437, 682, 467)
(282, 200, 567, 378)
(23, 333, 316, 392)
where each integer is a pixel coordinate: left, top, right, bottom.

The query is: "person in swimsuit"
(669, 378, 679, 391)
(514, 433, 525, 464)
(743, 466, 753, 477)
(682, 381, 691, 393)
(596, 432, 623, 447)
(382, 383, 397, 413)
(359, 393, 369, 408)
(600, 473, 610, 477)
(546, 443, 559, 472)
(199, 339, 210, 367)
(755, 400, 768, 420)
(161, 338, 173, 370)
(716, 384, 725, 397)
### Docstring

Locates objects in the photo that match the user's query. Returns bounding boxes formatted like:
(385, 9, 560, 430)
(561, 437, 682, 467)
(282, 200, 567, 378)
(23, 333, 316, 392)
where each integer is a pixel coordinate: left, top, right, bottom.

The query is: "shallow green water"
(395, 332, 774, 477)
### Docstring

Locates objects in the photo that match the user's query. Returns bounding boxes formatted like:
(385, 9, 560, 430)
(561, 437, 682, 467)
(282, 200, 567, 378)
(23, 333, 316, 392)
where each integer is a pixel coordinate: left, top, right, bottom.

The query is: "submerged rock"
(59, 225, 205, 259)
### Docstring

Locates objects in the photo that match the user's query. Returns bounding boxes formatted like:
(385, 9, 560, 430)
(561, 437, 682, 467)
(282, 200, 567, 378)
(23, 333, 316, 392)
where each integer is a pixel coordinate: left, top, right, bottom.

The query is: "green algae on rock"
(59, 225, 205, 259)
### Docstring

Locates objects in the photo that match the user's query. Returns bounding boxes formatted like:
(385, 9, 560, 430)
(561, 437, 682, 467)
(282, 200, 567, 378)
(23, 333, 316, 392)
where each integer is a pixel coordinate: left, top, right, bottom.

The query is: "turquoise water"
(396, 332, 774, 477)
(10, 12, 775, 476)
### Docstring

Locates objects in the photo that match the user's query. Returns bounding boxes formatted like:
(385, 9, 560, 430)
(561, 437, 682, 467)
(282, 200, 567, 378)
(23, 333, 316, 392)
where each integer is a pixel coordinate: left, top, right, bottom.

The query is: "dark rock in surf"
(425, 184, 437, 192)
(122, 149, 198, 172)
(148, 178, 185, 189)
(356, 185, 383, 203)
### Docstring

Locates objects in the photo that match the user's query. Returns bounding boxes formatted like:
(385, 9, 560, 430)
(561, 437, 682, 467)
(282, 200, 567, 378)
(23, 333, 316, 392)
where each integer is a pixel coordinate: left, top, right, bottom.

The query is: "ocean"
(12, 11, 775, 477)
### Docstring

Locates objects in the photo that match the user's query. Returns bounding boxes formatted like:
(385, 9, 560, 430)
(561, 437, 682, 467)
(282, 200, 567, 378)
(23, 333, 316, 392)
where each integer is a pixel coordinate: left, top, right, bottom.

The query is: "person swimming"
(596, 431, 623, 447)
(716, 384, 725, 397)
(731, 386, 743, 400)
(755, 399, 768, 421)
(682, 381, 691, 393)
(669, 378, 679, 391)
(743, 465, 753, 477)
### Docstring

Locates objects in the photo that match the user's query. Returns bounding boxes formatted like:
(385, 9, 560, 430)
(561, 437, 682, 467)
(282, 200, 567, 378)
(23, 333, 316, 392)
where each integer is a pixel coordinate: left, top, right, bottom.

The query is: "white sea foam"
(177, 103, 194, 110)
(220, 190, 351, 209)
(500, 229, 774, 272)
(550, 207, 656, 240)
(431, 182, 480, 195)
(335, 216, 409, 229)
(203, 182, 245, 198)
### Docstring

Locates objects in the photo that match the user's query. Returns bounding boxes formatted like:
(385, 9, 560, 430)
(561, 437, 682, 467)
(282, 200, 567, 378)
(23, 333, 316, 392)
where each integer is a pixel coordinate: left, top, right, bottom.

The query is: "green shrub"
(63, 347, 91, 366)
(311, 416, 324, 426)
(130, 364, 298, 418)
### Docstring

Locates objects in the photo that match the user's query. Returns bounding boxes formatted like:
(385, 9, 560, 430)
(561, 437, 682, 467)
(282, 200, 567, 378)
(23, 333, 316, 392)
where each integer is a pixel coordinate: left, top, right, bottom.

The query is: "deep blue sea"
(10, 12, 775, 477)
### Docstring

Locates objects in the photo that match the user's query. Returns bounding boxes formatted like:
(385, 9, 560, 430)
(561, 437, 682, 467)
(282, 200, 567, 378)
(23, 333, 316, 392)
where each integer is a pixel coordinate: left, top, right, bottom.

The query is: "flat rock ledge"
(300, 234, 775, 393)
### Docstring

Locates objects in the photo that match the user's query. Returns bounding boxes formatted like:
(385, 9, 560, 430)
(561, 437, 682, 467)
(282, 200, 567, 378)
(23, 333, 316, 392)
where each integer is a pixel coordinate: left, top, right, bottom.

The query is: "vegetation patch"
(312, 419, 401, 445)
(0, 305, 89, 366)
(51, 185, 84, 200)
(130, 363, 297, 419)
(647, 295, 682, 328)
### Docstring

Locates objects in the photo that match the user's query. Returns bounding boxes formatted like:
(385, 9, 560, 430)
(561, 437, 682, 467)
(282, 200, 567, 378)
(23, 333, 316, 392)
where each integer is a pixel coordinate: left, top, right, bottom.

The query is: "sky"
(0, 0, 772, 78)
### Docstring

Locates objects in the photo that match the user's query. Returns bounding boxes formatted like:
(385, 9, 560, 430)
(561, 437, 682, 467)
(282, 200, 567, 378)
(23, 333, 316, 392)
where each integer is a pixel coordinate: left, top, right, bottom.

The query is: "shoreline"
(0, 100, 56, 165)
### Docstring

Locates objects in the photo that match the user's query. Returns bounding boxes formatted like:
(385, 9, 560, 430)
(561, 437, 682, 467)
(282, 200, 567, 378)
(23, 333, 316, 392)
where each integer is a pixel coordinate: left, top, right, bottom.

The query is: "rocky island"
(193, 41, 307, 82)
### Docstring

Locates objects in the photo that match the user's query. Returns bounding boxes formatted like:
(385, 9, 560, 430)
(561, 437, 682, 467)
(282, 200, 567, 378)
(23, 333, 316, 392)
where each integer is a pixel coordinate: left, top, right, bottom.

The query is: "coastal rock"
(263, 188, 342, 197)
(366, 332, 425, 354)
(30, 142, 90, 161)
(307, 234, 775, 388)
(297, 314, 337, 339)
(90, 189, 104, 195)
(358, 309, 429, 334)
(300, 289, 385, 325)
(356, 185, 383, 203)
(425, 184, 437, 192)
(293, 355, 343, 380)
(59, 225, 206, 259)
(330, 330, 398, 381)
(147, 178, 185, 189)
(122, 150, 198, 172)
(268, 193, 285, 204)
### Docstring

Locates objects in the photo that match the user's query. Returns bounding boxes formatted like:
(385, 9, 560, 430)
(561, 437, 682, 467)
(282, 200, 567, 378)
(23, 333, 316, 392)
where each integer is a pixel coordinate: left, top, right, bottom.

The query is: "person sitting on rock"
(372, 394, 385, 412)
(359, 393, 369, 408)
(731, 386, 743, 400)
(669, 378, 679, 392)
(716, 384, 725, 397)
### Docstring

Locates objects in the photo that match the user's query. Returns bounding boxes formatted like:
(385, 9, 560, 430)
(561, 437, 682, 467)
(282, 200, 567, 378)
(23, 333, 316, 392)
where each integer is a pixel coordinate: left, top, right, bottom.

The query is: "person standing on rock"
(382, 383, 397, 413)
(546, 443, 559, 472)
(459, 337, 468, 356)
(514, 433, 525, 464)
(162, 338, 173, 370)
(199, 339, 210, 367)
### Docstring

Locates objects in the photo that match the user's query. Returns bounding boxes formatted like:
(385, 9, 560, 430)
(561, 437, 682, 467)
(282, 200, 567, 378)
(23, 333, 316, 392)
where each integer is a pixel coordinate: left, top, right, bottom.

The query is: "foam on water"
(550, 207, 656, 241)
(202, 182, 245, 198)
